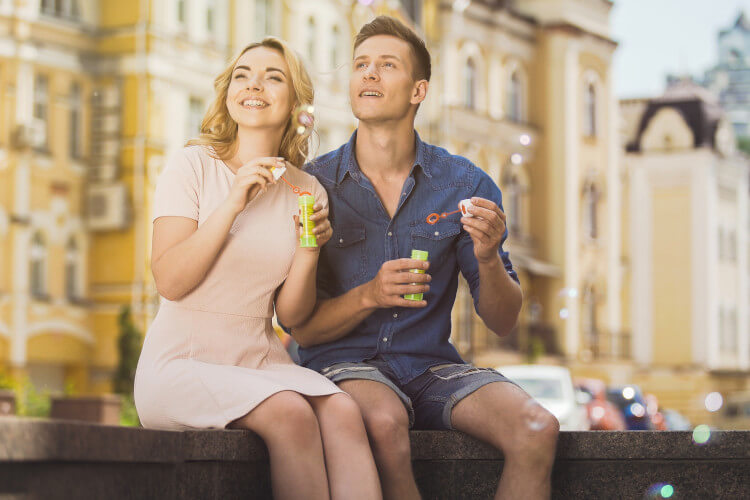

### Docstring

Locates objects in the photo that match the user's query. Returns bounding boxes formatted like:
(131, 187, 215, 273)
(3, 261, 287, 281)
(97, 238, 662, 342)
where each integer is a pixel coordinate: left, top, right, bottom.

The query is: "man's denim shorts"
(319, 356, 516, 430)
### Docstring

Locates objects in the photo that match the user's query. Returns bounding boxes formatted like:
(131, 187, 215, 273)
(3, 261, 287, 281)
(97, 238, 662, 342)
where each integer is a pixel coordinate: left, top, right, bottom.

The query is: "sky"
(611, 0, 750, 98)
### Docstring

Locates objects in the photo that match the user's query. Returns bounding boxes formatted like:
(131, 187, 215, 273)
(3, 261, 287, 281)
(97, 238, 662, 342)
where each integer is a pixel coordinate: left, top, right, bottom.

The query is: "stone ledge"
(2, 417, 748, 462)
(1, 418, 749, 499)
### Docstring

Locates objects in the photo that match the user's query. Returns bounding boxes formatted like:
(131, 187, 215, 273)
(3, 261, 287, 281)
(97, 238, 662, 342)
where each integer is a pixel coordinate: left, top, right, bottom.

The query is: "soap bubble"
(704, 392, 723, 412)
(521, 399, 551, 432)
(645, 483, 675, 498)
(293, 104, 315, 136)
(692, 424, 711, 445)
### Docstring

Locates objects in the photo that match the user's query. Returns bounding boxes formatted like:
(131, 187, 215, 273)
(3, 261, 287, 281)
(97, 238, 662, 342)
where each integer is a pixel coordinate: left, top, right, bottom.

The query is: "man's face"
(350, 35, 423, 123)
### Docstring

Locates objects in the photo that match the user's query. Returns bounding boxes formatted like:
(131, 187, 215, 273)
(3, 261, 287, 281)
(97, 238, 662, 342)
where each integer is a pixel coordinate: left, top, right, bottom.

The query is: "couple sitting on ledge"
(134, 15, 558, 500)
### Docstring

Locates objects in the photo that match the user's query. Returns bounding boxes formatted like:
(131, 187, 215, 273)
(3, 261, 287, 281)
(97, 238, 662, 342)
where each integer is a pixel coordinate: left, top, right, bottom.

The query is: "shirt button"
(388, 231, 393, 236)
(393, 313, 398, 318)
(382, 337, 388, 342)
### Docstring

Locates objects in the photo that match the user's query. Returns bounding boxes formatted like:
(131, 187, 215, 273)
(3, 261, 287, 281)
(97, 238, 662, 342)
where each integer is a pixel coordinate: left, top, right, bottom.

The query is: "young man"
(291, 16, 559, 499)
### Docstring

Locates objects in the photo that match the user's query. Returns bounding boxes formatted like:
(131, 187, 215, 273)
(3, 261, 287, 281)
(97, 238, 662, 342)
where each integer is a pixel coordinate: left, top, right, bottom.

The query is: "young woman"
(134, 38, 381, 500)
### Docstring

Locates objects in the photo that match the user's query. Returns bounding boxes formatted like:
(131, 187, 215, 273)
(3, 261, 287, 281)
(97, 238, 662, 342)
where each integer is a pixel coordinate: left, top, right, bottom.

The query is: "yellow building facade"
(1, 0, 747, 429)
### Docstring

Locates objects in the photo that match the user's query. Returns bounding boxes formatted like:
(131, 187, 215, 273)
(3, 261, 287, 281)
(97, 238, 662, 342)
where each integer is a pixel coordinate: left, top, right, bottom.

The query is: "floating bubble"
(510, 153, 523, 165)
(622, 386, 635, 400)
(519, 134, 531, 146)
(644, 482, 675, 499)
(704, 392, 723, 412)
(292, 104, 315, 136)
(558, 308, 569, 319)
(692, 424, 711, 445)
(357, 0, 374, 5)
(521, 399, 550, 432)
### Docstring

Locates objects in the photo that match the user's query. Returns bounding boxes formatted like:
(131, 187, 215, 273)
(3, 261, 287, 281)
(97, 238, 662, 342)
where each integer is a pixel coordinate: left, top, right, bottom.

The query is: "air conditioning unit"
(11, 119, 47, 150)
(86, 183, 131, 231)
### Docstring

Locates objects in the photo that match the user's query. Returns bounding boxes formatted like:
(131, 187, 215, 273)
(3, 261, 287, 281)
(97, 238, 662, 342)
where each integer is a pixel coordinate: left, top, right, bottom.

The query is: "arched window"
(584, 83, 596, 137)
(508, 70, 522, 122)
(463, 58, 476, 110)
(306, 17, 316, 63)
(331, 25, 340, 68)
(254, 0, 271, 37)
(69, 82, 82, 158)
(583, 182, 599, 240)
(65, 237, 78, 301)
(30, 232, 46, 298)
(507, 174, 521, 235)
(583, 284, 599, 355)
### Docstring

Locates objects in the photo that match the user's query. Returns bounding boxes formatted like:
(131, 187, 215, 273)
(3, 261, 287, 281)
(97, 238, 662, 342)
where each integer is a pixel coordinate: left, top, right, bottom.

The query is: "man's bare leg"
(338, 379, 421, 500)
(451, 382, 559, 500)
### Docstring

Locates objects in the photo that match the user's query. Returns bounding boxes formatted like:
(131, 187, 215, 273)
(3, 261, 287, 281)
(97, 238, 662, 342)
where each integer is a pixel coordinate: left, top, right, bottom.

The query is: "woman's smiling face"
(226, 46, 294, 131)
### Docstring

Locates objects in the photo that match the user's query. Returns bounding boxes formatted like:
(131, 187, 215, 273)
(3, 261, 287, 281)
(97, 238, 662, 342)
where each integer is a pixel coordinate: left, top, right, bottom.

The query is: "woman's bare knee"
(230, 391, 319, 443)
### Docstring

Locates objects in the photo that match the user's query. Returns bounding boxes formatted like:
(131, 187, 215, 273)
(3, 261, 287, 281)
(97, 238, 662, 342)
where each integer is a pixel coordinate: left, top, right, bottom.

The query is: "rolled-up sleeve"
(456, 172, 520, 311)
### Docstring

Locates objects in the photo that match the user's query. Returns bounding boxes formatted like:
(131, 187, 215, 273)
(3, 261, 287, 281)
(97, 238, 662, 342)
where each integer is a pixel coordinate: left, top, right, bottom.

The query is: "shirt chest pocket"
(409, 221, 461, 268)
(326, 224, 368, 289)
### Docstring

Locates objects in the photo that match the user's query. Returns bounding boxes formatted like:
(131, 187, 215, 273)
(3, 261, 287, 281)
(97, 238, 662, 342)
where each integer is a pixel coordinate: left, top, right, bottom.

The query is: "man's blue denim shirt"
(295, 130, 519, 384)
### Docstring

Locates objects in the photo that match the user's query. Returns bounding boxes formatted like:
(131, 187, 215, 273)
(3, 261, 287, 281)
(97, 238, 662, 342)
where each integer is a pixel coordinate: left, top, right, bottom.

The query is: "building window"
(306, 17, 316, 63)
(177, 0, 186, 26)
(206, 0, 215, 34)
(508, 70, 522, 122)
(463, 58, 477, 110)
(69, 82, 82, 158)
(583, 182, 599, 240)
(584, 83, 596, 137)
(331, 25, 340, 69)
(188, 97, 204, 140)
(30, 232, 46, 299)
(33, 75, 49, 151)
(402, 0, 422, 26)
(728, 230, 737, 262)
(41, 0, 80, 20)
(583, 285, 599, 355)
(65, 237, 78, 301)
(255, 0, 271, 37)
(507, 173, 521, 235)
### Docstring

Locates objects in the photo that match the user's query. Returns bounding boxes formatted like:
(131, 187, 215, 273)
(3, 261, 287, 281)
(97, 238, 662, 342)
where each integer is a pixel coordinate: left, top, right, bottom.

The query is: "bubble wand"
(425, 199, 475, 225)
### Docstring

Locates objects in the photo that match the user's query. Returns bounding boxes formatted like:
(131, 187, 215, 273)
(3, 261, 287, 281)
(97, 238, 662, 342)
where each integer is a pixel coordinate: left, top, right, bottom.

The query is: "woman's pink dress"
(134, 145, 341, 430)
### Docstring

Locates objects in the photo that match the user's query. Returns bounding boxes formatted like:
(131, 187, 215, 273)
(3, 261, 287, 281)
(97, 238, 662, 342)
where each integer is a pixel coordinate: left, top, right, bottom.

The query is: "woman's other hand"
(225, 156, 284, 214)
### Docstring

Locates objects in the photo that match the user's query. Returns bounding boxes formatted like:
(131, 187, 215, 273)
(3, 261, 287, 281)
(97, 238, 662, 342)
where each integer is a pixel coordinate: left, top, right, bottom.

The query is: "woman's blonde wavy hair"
(187, 37, 314, 167)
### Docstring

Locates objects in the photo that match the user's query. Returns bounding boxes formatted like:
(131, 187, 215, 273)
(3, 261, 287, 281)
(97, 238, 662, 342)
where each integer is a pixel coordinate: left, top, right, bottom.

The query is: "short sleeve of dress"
(309, 175, 329, 210)
(152, 149, 201, 222)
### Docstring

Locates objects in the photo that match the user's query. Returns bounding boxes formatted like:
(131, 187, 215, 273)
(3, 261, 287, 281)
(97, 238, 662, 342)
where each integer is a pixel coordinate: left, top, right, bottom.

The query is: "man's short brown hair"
(354, 16, 431, 82)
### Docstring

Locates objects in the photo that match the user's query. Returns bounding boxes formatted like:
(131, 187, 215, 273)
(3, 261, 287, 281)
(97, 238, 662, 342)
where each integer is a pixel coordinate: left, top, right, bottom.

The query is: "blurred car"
(574, 377, 626, 431)
(714, 392, 750, 430)
(497, 365, 590, 431)
(662, 409, 692, 431)
(605, 385, 653, 430)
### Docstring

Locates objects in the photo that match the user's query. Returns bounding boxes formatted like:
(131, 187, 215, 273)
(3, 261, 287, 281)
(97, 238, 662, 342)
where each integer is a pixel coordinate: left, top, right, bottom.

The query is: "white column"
(736, 164, 749, 370)
(705, 161, 720, 369)
(606, 67, 622, 357)
(563, 41, 580, 357)
(631, 163, 652, 365)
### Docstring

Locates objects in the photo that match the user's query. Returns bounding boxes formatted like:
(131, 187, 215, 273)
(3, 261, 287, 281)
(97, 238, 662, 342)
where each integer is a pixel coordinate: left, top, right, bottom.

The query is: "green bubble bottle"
(404, 249, 429, 301)
(298, 194, 317, 248)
